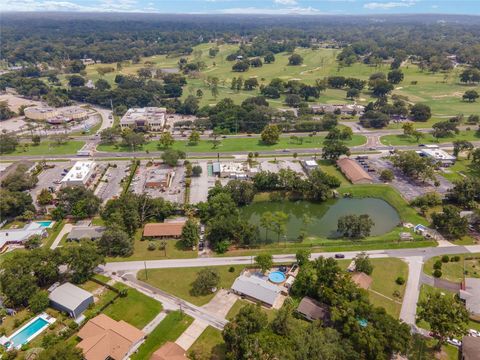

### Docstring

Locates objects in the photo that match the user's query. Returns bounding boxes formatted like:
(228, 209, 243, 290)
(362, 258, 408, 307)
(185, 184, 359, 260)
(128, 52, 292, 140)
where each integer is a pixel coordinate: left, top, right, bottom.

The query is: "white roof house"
(0, 222, 47, 250)
(61, 161, 96, 187)
(231, 275, 281, 307)
(49, 282, 94, 318)
(460, 278, 480, 316)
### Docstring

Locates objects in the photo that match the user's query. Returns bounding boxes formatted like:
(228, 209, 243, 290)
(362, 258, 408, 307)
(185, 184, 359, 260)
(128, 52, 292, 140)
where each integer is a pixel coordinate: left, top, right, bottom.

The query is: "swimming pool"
(268, 271, 286, 284)
(7, 313, 55, 349)
(35, 221, 54, 228)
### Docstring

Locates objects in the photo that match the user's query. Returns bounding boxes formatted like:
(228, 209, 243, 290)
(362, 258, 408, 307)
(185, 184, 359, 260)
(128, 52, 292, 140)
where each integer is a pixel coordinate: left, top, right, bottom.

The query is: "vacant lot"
(97, 134, 366, 154)
(423, 253, 480, 282)
(137, 265, 242, 306)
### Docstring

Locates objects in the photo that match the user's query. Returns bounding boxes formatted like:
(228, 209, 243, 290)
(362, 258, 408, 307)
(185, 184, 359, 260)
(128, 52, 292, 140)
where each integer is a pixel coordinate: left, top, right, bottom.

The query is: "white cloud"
(217, 6, 323, 15)
(0, 0, 164, 12)
(274, 0, 298, 5)
(364, 1, 416, 10)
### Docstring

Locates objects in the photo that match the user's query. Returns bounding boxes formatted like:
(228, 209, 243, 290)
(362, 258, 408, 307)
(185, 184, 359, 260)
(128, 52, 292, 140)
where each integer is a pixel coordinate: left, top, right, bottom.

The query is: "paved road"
(101, 245, 480, 272)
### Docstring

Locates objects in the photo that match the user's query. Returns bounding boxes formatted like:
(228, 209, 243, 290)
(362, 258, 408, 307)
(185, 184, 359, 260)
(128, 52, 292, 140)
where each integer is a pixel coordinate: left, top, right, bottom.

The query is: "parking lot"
(94, 161, 129, 203)
(190, 162, 215, 204)
(29, 161, 70, 205)
(366, 157, 452, 201)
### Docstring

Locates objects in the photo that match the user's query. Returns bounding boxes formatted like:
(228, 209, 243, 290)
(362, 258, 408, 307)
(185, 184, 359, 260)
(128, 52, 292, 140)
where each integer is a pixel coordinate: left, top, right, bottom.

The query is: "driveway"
(189, 162, 210, 204)
(50, 223, 72, 249)
(399, 256, 423, 325)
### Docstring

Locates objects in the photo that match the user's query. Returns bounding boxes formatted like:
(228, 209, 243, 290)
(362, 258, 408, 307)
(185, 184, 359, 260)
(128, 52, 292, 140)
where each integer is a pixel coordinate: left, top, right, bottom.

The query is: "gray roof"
(49, 282, 93, 311)
(231, 275, 280, 306)
(0, 222, 46, 247)
(460, 278, 480, 315)
(67, 226, 105, 240)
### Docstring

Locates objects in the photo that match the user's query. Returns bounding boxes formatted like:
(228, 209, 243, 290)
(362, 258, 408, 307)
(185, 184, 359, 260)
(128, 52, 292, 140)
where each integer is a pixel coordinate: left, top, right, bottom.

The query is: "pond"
(240, 198, 401, 241)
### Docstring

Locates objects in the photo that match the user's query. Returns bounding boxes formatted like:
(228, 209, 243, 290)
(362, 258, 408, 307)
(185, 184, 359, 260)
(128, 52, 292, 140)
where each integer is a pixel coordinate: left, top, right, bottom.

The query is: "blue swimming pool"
(9, 317, 49, 348)
(268, 271, 286, 284)
(36, 221, 53, 228)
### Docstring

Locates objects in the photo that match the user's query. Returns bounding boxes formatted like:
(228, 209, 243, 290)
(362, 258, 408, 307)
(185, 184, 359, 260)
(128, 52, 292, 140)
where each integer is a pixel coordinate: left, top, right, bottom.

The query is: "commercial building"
(231, 274, 281, 308)
(48, 282, 94, 318)
(418, 148, 456, 167)
(460, 278, 480, 317)
(61, 161, 97, 187)
(310, 103, 365, 115)
(120, 107, 167, 132)
(296, 297, 330, 322)
(145, 168, 174, 189)
(336, 158, 373, 184)
(143, 221, 186, 239)
(24, 106, 59, 121)
(302, 159, 318, 173)
(24, 106, 88, 124)
(67, 226, 105, 241)
(0, 222, 48, 251)
(212, 162, 259, 179)
(77, 314, 145, 360)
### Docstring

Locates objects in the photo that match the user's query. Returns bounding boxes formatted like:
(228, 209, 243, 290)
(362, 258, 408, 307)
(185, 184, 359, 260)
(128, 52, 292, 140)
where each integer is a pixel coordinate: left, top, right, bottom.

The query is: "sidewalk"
(50, 223, 72, 249)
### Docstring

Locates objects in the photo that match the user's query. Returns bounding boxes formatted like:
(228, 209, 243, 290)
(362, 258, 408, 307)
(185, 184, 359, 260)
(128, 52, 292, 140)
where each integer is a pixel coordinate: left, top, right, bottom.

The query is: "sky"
(1, 0, 479, 15)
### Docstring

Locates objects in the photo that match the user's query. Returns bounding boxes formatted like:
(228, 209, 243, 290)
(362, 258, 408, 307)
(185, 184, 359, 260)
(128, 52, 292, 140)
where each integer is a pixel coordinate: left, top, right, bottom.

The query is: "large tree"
(180, 218, 200, 249)
(417, 292, 469, 347)
(431, 205, 469, 239)
(337, 214, 374, 239)
(261, 124, 281, 145)
(98, 226, 133, 257)
(191, 268, 220, 296)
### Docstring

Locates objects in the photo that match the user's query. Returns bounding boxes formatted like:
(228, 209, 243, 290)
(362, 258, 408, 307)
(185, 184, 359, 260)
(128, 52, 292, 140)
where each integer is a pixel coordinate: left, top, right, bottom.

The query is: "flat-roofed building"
(145, 168, 174, 189)
(212, 162, 258, 179)
(61, 161, 96, 187)
(48, 282, 94, 318)
(120, 107, 167, 132)
(24, 106, 60, 121)
(337, 158, 373, 184)
(143, 221, 186, 239)
(418, 148, 456, 167)
(302, 159, 318, 173)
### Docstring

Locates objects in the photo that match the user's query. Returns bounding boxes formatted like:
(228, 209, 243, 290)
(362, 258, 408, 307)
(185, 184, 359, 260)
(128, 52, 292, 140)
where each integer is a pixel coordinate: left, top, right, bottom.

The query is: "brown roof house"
(462, 336, 480, 360)
(150, 342, 187, 360)
(77, 314, 145, 360)
(336, 158, 373, 184)
(143, 221, 186, 239)
(351, 272, 373, 290)
(296, 297, 330, 323)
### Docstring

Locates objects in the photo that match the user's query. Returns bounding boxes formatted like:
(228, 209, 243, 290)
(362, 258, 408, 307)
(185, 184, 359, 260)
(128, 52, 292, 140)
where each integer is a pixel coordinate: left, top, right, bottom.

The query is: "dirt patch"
(0, 94, 42, 112)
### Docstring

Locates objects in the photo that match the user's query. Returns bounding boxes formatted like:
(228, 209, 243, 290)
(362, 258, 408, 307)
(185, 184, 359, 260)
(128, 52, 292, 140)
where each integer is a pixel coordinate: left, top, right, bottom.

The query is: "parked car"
(334, 254, 345, 259)
(447, 338, 461, 347)
(468, 329, 480, 337)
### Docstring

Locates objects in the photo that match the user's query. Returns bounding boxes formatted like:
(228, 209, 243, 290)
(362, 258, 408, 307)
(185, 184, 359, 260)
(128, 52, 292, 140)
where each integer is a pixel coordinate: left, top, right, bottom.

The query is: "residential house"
(48, 282, 94, 318)
(143, 221, 186, 239)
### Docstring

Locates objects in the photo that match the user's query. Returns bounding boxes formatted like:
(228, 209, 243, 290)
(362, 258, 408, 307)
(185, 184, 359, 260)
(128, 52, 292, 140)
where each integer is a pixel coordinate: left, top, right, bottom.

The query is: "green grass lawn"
(10, 141, 85, 156)
(380, 130, 480, 146)
(439, 158, 480, 182)
(131, 311, 193, 360)
(188, 326, 226, 360)
(106, 230, 197, 262)
(226, 299, 278, 322)
(102, 283, 163, 329)
(423, 253, 480, 282)
(65, 43, 474, 119)
(97, 134, 366, 153)
(43, 220, 66, 248)
(338, 258, 408, 318)
(137, 265, 242, 306)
